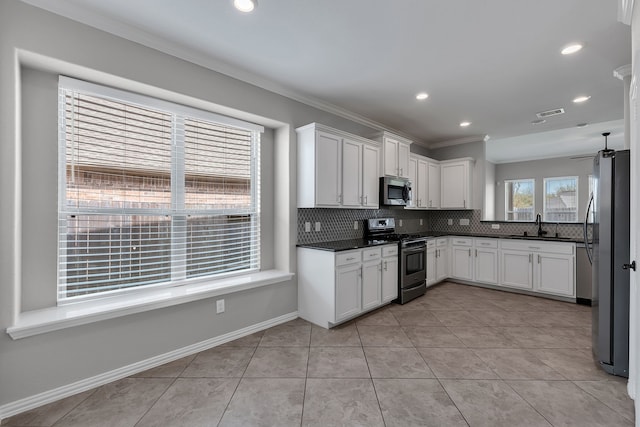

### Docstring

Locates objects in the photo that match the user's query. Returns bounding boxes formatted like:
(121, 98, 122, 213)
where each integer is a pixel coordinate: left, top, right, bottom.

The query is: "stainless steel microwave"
(380, 176, 412, 206)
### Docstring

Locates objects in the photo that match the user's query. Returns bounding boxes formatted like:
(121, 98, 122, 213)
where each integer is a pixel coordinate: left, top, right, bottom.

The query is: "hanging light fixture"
(234, 0, 257, 12)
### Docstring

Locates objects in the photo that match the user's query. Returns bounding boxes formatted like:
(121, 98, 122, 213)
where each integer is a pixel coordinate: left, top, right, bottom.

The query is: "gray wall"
(0, 0, 382, 408)
(493, 156, 593, 221)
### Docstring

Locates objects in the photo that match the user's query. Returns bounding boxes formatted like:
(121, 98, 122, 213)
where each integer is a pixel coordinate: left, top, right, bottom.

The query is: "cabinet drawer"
(436, 238, 448, 247)
(336, 250, 361, 266)
(451, 237, 473, 246)
(474, 238, 498, 249)
(500, 240, 574, 255)
(426, 240, 436, 249)
(382, 245, 398, 257)
(362, 247, 382, 261)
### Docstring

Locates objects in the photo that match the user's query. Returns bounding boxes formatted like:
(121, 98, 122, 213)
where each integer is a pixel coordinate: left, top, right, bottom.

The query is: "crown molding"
(618, 0, 634, 25)
(428, 135, 488, 150)
(20, 0, 422, 143)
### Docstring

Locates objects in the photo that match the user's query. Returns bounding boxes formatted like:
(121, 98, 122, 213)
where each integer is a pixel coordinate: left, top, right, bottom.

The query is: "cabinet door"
(426, 247, 437, 286)
(316, 131, 341, 206)
(451, 246, 473, 280)
(335, 263, 362, 322)
(383, 138, 399, 176)
(441, 162, 467, 209)
(362, 144, 379, 208)
(417, 159, 429, 208)
(381, 256, 398, 302)
(398, 141, 410, 178)
(427, 161, 440, 208)
(535, 253, 575, 297)
(407, 156, 418, 208)
(341, 138, 362, 207)
(436, 247, 449, 282)
(500, 250, 533, 289)
(362, 260, 382, 311)
(474, 248, 498, 285)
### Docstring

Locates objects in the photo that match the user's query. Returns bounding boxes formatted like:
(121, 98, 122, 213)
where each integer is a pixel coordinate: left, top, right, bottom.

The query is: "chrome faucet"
(535, 213, 547, 237)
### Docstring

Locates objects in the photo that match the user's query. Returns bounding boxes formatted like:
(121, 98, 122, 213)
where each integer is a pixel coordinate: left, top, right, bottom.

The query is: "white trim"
(619, 0, 635, 25)
(7, 270, 294, 339)
(0, 310, 298, 421)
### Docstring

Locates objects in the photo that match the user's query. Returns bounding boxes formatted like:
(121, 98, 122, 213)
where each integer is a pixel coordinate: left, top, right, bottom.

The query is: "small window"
(505, 179, 535, 221)
(543, 176, 578, 222)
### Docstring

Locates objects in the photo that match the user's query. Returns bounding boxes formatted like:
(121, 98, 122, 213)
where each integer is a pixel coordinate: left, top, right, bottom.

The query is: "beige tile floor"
(3, 282, 634, 427)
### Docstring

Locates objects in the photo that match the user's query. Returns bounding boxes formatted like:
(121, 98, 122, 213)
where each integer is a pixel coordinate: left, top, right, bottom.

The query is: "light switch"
(354, 221, 358, 230)
(447, 219, 453, 226)
(305, 222, 311, 232)
(315, 222, 321, 232)
(460, 218, 470, 226)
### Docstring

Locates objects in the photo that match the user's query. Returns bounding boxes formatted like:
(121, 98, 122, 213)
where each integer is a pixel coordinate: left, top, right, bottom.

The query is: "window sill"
(6, 270, 294, 340)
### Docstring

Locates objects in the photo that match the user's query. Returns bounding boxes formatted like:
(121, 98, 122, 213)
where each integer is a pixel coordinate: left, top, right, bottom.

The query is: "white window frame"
(504, 178, 535, 222)
(543, 176, 579, 223)
(57, 76, 264, 304)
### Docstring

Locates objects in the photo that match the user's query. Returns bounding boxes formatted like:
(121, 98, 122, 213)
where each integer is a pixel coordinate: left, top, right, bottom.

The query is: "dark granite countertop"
(297, 233, 584, 252)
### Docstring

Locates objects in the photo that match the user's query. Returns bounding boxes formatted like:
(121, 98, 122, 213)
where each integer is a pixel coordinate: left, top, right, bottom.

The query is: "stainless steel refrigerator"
(585, 149, 630, 377)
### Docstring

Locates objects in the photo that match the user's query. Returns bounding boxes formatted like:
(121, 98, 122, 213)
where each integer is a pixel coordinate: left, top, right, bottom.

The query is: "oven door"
(400, 244, 426, 288)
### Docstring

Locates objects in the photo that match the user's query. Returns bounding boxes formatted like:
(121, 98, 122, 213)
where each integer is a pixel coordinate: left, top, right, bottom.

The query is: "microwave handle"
(402, 182, 411, 203)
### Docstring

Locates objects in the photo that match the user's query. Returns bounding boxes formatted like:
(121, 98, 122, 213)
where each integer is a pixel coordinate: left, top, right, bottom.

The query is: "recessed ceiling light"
(459, 121, 471, 127)
(415, 92, 429, 100)
(576, 123, 589, 128)
(531, 119, 546, 125)
(561, 43, 583, 55)
(234, 0, 257, 12)
(573, 95, 591, 103)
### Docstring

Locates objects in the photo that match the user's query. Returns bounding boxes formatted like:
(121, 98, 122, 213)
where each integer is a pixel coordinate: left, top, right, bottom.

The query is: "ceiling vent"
(536, 108, 565, 119)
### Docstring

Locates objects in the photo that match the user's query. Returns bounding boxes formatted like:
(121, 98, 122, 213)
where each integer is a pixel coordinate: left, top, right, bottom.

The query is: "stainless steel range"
(364, 218, 427, 304)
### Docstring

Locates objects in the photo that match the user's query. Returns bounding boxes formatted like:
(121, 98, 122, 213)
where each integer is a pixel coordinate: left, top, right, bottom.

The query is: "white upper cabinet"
(375, 132, 412, 179)
(297, 123, 380, 209)
(416, 157, 429, 208)
(440, 158, 473, 209)
(427, 160, 441, 209)
(407, 156, 418, 209)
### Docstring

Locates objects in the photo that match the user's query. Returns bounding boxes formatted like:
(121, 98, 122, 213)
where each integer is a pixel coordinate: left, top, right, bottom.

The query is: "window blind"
(58, 77, 261, 302)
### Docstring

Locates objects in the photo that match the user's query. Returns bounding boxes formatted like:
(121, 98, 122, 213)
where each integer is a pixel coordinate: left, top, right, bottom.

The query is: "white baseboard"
(0, 311, 298, 421)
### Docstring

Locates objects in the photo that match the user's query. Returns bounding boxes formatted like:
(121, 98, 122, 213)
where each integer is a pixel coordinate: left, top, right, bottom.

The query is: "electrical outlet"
(353, 221, 358, 230)
(460, 218, 470, 226)
(216, 299, 225, 314)
(420, 219, 423, 226)
(447, 219, 453, 226)
(305, 222, 311, 232)
(315, 222, 321, 232)
(491, 223, 500, 229)
(399, 219, 403, 227)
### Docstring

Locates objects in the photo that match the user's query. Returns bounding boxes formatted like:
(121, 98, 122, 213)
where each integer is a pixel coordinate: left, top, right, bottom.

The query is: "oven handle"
(402, 245, 426, 254)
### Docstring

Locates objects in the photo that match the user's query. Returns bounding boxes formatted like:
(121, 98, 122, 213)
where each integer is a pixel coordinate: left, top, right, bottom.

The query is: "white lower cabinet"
(298, 244, 397, 328)
(500, 249, 533, 290)
(499, 240, 575, 297)
(381, 245, 399, 302)
(435, 238, 449, 282)
(335, 262, 362, 322)
(473, 238, 499, 285)
(450, 237, 473, 281)
(426, 240, 437, 287)
(362, 248, 382, 311)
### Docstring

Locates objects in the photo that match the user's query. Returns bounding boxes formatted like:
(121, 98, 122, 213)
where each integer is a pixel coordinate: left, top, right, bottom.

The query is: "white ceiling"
(21, 0, 631, 162)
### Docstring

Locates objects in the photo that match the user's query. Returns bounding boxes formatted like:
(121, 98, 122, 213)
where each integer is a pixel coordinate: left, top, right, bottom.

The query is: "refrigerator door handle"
(584, 192, 594, 265)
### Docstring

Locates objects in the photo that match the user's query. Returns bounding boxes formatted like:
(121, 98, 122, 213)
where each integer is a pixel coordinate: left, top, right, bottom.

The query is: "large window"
(58, 77, 262, 303)
(505, 179, 535, 221)
(543, 176, 578, 222)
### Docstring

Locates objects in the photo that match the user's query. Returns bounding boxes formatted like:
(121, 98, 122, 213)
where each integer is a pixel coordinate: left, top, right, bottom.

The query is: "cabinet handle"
(384, 260, 388, 271)
(538, 254, 541, 264)
(369, 253, 377, 257)
(346, 257, 355, 261)
(463, 200, 466, 208)
(429, 200, 432, 207)
(529, 254, 532, 263)
(468, 249, 471, 257)
(400, 168, 403, 176)
(364, 195, 368, 205)
(528, 246, 541, 250)
(475, 249, 478, 257)
(436, 249, 439, 258)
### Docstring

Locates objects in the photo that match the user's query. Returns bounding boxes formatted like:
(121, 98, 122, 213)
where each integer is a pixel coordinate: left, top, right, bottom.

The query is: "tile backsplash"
(297, 208, 589, 244)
